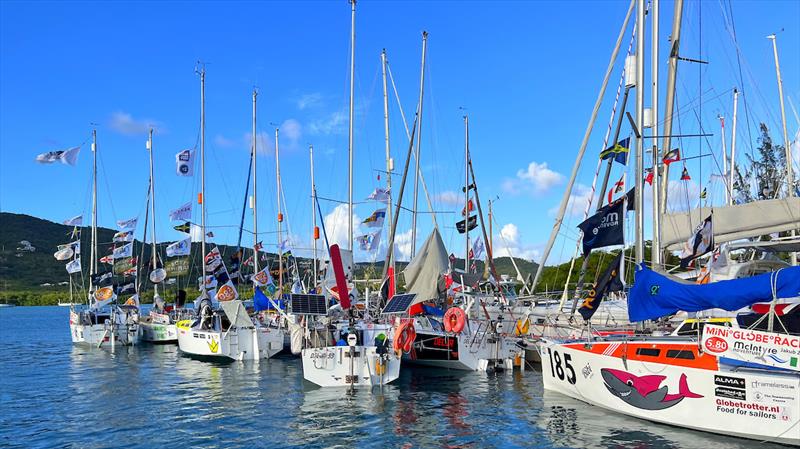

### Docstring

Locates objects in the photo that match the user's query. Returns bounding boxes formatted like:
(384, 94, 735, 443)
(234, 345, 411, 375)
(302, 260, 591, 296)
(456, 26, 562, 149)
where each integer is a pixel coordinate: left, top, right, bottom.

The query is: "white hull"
(69, 310, 139, 346)
(176, 320, 283, 361)
(539, 338, 800, 445)
(139, 321, 178, 343)
(302, 345, 401, 387)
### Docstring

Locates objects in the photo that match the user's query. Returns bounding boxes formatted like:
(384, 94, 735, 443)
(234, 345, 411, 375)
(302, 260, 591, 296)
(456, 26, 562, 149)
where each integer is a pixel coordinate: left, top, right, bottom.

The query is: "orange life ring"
(393, 320, 416, 353)
(443, 307, 466, 333)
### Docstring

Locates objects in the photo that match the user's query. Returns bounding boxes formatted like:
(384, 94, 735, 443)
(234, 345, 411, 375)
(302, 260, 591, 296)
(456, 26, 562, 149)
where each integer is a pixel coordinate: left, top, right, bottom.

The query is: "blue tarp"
(422, 304, 445, 317)
(254, 288, 284, 312)
(628, 265, 800, 322)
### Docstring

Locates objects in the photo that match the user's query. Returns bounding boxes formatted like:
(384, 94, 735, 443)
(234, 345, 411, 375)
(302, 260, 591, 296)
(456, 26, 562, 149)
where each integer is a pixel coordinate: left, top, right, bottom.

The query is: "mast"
(347, 0, 356, 252)
(381, 49, 394, 275)
(147, 128, 158, 299)
(310, 145, 318, 291)
(252, 90, 259, 275)
(719, 115, 728, 204)
(729, 88, 739, 205)
(90, 129, 98, 285)
(634, 0, 645, 263)
(650, 0, 661, 266)
(464, 115, 470, 273)
(275, 128, 283, 295)
(199, 66, 207, 291)
(767, 34, 796, 267)
(411, 31, 428, 259)
(659, 0, 684, 216)
(530, 0, 635, 292)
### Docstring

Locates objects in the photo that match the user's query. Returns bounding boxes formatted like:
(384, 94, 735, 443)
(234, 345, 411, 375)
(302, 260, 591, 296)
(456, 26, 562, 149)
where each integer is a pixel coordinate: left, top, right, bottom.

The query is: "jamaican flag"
(173, 221, 191, 233)
(599, 137, 630, 165)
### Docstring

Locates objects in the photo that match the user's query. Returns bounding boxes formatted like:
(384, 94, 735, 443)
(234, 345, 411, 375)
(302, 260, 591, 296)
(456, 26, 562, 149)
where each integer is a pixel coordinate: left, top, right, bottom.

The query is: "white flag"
(199, 275, 218, 290)
(471, 238, 485, 260)
(366, 188, 390, 201)
(91, 286, 116, 310)
(251, 267, 273, 287)
(357, 231, 381, 251)
(278, 239, 292, 253)
(117, 217, 138, 230)
(63, 215, 83, 226)
(66, 258, 82, 274)
(113, 230, 134, 243)
(112, 242, 133, 259)
(166, 238, 191, 257)
(169, 202, 192, 221)
(175, 149, 195, 176)
(36, 146, 81, 166)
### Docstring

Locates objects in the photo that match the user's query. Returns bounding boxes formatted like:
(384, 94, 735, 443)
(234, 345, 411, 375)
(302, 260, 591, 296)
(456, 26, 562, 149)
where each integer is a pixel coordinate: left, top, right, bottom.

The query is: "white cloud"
(109, 111, 163, 136)
(214, 134, 236, 148)
(280, 119, 302, 145)
(434, 190, 461, 206)
(502, 161, 564, 195)
(323, 204, 361, 249)
(664, 179, 700, 212)
(491, 222, 541, 262)
(309, 109, 347, 135)
(549, 183, 594, 218)
(296, 92, 323, 110)
(393, 229, 413, 261)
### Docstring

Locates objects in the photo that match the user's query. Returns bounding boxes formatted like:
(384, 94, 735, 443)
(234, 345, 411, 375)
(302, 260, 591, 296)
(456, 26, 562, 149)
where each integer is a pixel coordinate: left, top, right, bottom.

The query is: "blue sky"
(1, 0, 798, 266)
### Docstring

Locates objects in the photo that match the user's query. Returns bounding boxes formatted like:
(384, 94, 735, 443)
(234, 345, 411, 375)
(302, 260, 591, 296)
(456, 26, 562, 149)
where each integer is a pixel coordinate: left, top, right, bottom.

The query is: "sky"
(1, 0, 798, 268)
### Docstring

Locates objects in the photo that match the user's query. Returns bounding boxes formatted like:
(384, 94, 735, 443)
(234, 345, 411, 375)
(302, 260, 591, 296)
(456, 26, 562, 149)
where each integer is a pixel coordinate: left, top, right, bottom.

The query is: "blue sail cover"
(628, 265, 800, 322)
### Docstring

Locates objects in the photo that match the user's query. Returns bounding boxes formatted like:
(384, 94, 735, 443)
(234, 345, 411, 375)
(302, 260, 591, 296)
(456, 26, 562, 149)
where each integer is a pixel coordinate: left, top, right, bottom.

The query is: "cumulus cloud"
(491, 222, 542, 263)
(393, 229, 414, 261)
(549, 183, 594, 218)
(109, 111, 163, 136)
(323, 204, 361, 249)
(502, 161, 564, 195)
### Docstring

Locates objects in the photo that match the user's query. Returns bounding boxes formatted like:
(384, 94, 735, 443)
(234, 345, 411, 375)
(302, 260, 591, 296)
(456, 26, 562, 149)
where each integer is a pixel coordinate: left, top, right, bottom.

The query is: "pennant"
(579, 252, 624, 320)
(366, 188, 390, 201)
(700, 187, 707, 199)
(362, 208, 386, 228)
(607, 174, 625, 205)
(680, 166, 691, 181)
(662, 148, 681, 166)
(66, 258, 82, 274)
(166, 238, 191, 257)
(112, 242, 133, 259)
(679, 214, 713, 269)
(471, 238, 485, 260)
(455, 215, 478, 234)
(357, 231, 381, 251)
(169, 202, 192, 221)
(63, 215, 83, 226)
(644, 168, 654, 185)
(175, 149, 195, 176)
(461, 199, 474, 217)
(252, 267, 273, 287)
(577, 198, 625, 255)
(173, 221, 191, 233)
(36, 146, 81, 166)
(116, 217, 138, 230)
(113, 230, 134, 243)
(599, 137, 630, 165)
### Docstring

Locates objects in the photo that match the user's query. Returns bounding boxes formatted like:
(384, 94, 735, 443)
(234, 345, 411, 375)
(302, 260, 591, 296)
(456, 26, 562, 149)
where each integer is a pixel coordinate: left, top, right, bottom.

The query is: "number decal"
(547, 347, 577, 385)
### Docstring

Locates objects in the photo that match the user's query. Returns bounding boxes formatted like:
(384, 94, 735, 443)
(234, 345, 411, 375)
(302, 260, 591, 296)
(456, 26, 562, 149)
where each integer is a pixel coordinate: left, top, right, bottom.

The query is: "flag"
(579, 252, 624, 320)
(206, 231, 214, 238)
(700, 187, 707, 199)
(173, 221, 191, 233)
(362, 208, 386, 228)
(204, 247, 222, 272)
(461, 199, 475, 216)
(123, 266, 138, 277)
(117, 217, 138, 230)
(278, 239, 291, 253)
(166, 238, 191, 257)
(607, 174, 625, 204)
(456, 215, 478, 234)
(70, 226, 79, 240)
(199, 275, 218, 290)
(112, 243, 133, 259)
(357, 232, 381, 251)
(679, 214, 713, 269)
(91, 271, 114, 286)
(36, 146, 81, 166)
(471, 238, 485, 260)
(100, 255, 113, 264)
(644, 168, 654, 185)
(243, 256, 254, 267)
(253, 287, 272, 312)
(175, 149, 195, 176)
(56, 240, 80, 257)
(123, 294, 140, 308)
(116, 282, 136, 295)
(169, 202, 192, 221)
(577, 198, 625, 255)
(449, 253, 457, 267)
(66, 258, 82, 274)
(680, 166, 691, 181)
(662, 148, 681, 166)
(252, 267, 273, 287)
(63, 215, 83, 226)
(113, 230, 134, 243)
(254, 241, 263, 251)
(215, 280, 238, 302)
(599, 137, 630, 165)
(92, 286, 116, 310)
(366, 188, 390, 201)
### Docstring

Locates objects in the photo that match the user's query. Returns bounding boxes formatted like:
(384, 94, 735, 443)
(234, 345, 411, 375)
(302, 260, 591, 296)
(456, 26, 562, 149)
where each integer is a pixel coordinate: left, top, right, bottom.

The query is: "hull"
(69, 310, 139, 346)
(301, 345, 401, 387)
(539, 338, 800, 445)
(139, 321, 178, 343)
(407, 322, 525, 371)
(176, 320, 283, 361)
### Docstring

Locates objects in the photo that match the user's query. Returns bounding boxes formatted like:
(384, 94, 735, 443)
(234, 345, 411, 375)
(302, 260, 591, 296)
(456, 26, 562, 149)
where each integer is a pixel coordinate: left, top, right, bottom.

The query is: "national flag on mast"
(36, 146, 81, 166)
(461, 199, 474, 216)
(173, 221, 191, 233)
(644, 168, 654, 185)
(681, 166, 691, 181)
(362, 208, 386, 228)
(607, 174, 625, 204)
(599, 137, 630, 165)
(662, 148, 681, 166)
(700, 187, 707, 199)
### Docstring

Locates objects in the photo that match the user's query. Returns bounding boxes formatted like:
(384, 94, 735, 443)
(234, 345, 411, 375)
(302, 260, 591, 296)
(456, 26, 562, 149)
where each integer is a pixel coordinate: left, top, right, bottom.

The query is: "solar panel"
(381, 293, 417, 315)
(290, 294, 328, 316)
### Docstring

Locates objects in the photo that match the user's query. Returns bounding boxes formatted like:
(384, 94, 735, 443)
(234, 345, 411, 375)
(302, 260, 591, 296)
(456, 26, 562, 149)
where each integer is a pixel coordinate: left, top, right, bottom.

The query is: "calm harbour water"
(0, 306, 780, 449)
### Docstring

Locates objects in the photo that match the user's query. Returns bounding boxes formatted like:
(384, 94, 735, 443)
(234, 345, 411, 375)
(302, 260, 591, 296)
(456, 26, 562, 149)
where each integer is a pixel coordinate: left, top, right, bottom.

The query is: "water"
(0, 307, 780, 449)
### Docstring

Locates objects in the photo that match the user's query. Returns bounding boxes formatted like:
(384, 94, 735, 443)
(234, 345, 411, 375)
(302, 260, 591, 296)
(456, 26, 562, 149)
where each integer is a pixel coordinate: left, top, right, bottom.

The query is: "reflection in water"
(0, 307, 777, 449)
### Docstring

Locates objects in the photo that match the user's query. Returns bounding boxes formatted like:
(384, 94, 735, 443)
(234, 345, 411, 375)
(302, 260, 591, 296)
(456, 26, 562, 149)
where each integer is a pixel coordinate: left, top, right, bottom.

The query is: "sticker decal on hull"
(601, 368, 703, 410)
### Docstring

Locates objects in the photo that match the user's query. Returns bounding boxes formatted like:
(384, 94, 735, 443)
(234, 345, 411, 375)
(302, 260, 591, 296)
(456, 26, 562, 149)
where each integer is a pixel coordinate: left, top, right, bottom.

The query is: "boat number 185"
(547, 348, 576, 384)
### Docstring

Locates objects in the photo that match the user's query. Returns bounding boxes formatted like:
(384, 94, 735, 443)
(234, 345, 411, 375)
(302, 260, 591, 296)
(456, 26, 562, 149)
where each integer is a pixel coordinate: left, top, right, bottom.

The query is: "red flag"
(254, 241, 262, 251)
(461, 199, 474, 216)
(644, 168, 654, 185)
(662, 148, 681, 166)
(607, 175, 625, 204)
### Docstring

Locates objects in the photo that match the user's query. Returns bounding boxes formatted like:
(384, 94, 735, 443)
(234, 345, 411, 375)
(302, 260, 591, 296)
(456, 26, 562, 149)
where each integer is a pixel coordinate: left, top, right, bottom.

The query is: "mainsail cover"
(628, 265, 800, 322)
(661, 198, 800, 250)
(403, 228, 449, 306)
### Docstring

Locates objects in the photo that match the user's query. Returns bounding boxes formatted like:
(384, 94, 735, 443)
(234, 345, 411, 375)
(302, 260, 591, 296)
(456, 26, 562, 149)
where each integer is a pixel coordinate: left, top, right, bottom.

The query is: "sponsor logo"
(207, 339, 219, 353)
(752, 380, 796, 390)
(216, 284, 236, 301)
(704, 336, 728, 353)
(715, 375, 745, 389)
(715, 387, 746, 401)
(582, 363, 593, 379)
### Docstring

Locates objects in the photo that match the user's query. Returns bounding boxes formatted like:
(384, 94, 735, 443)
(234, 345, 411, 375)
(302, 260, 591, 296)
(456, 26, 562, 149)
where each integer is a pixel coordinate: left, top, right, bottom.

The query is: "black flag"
(579, 252, 624, 321)
(577, 197, 625, 255)
(456, 215, 478, 234)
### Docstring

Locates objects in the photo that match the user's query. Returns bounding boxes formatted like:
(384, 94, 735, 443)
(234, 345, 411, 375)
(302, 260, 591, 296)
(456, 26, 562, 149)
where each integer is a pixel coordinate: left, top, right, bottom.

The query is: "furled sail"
(403, 228, 449, 305)
(661, 198, 800, 250)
